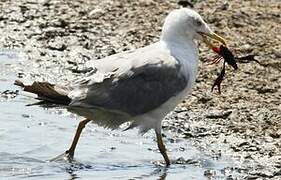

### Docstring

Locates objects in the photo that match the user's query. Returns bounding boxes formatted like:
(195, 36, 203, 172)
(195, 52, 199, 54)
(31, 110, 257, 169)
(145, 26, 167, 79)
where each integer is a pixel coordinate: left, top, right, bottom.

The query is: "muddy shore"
(0, 0, 280, 179)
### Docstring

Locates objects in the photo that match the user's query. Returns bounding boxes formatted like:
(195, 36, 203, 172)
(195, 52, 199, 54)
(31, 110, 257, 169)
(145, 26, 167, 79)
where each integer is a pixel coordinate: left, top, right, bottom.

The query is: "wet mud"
(0, 0, 280, 179)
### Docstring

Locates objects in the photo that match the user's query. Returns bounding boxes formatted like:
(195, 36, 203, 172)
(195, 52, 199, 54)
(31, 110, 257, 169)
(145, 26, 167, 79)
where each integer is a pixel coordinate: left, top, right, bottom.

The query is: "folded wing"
(70, 43, 188, 116)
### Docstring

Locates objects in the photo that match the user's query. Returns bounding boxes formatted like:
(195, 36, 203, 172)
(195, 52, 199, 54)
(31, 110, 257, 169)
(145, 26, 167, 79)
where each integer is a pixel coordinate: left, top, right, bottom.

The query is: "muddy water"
(0, 51, 235, 179)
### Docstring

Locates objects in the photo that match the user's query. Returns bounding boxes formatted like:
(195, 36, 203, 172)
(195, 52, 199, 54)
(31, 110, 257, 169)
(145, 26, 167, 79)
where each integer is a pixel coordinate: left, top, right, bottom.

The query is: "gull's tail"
(14, 80, 71, 105)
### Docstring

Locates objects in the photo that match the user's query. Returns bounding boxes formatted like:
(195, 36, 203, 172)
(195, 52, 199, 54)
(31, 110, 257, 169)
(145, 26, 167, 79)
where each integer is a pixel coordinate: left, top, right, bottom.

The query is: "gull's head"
(161, 8, 226, 48)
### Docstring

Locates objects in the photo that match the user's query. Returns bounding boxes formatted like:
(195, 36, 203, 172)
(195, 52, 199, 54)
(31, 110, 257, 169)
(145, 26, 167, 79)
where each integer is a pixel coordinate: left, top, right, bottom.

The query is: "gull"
(15, 8, 226, 166)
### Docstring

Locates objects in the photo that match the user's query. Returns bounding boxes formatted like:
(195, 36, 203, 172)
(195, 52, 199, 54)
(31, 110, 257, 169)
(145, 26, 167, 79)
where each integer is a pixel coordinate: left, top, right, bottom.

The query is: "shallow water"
(0, 51, 235, 179)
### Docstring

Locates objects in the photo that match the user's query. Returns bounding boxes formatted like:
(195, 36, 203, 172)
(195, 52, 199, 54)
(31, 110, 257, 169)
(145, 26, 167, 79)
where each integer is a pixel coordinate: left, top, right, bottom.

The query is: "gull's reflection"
(131, 166, 168, 180)
(157, 167, 167, 180)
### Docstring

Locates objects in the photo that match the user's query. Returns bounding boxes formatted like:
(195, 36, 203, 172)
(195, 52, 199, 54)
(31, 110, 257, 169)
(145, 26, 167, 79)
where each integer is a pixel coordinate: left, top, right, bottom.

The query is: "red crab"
(210, 45, 238, 93)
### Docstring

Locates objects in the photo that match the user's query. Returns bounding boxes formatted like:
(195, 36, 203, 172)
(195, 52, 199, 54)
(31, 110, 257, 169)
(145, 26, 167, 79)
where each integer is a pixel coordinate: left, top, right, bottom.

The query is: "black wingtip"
(14, 80, 25, 87)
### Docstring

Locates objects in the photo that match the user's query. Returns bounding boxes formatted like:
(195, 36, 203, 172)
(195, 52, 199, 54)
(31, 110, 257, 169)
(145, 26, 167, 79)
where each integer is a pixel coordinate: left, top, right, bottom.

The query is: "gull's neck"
(160, 35, 199, 80)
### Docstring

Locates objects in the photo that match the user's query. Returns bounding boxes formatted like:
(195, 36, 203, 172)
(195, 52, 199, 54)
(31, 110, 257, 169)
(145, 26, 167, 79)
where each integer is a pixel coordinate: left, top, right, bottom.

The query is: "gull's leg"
(50, 118, 91, 162)
(66, 119, 91, 159)
(155, 130, 170, 166)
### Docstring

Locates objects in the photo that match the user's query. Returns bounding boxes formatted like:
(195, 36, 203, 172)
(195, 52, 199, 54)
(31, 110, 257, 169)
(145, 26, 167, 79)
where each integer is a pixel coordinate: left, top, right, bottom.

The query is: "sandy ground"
(0, 0, 280, 179)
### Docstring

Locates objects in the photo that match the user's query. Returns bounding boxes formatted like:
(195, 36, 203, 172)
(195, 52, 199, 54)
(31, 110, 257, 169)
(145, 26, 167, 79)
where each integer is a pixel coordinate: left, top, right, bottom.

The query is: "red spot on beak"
(212, 47, 220, 53)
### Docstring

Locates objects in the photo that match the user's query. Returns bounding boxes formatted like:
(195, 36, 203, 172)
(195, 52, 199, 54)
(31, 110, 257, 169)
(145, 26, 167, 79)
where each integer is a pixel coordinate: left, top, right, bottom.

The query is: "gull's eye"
(194, 19, 202, 27)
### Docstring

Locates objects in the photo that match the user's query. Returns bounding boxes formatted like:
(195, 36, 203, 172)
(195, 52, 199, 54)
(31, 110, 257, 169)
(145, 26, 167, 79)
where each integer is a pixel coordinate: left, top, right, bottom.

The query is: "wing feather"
(69, 43, 188, 116)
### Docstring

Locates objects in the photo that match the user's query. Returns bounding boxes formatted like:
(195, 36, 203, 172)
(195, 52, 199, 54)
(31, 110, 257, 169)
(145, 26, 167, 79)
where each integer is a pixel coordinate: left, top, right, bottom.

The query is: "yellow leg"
(155, 130, 170, 166)
(66, 119, 91, 159)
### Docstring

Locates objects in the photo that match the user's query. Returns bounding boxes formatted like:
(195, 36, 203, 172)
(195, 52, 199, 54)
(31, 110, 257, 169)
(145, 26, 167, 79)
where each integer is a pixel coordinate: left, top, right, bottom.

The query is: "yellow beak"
(199, 32, 227, 49)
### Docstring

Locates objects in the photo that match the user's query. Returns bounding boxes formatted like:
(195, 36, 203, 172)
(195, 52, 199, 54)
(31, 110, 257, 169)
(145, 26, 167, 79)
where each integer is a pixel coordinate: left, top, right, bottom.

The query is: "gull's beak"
(198, 32, 227, 49)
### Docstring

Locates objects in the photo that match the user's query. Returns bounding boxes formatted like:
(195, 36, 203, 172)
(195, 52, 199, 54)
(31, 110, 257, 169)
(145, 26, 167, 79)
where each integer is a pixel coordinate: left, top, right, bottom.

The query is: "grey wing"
(70, 63, 188, 116)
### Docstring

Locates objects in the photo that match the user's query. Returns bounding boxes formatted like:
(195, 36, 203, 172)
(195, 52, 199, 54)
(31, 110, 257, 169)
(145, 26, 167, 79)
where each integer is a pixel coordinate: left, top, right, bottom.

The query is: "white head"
(161, 8, 226, 48)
